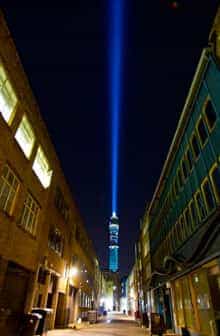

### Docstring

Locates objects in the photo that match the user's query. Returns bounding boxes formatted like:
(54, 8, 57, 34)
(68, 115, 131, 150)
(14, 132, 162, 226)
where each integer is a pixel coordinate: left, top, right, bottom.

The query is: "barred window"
(0, 65, 17, 123)
(20, 193, 39, 236)
(0, 165, 19, 214)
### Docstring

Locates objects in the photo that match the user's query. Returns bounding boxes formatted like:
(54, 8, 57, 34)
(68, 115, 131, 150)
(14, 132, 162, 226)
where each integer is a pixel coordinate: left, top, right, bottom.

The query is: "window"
(189, 199, 197, 230)
(48, 227, 64, 256)
(210, 164, 220, 203)
(0, 65, 17, 123)
(191, 134, 200, 160)
(15, 115, 35, 158)
(202, 179, 215, 212)
(38, 267, 47, 284)
(178, 169, 183, 189)
(32, 147, 52, 188)
(182, 159, 188, 181)
(54, 187, 69, 222)
(175, 222, 181, 247)
(195, 191, 207, 221)
(184, 206, 192, 236)
(186, 147, 193, 172)
(204, 99, 216, 131)
(179, 215, 186, 242)
(197, 118, 208, 146)
(0, 165, 19, 214)
(174, 177, 179, 196)
(20, 193, 39, 236)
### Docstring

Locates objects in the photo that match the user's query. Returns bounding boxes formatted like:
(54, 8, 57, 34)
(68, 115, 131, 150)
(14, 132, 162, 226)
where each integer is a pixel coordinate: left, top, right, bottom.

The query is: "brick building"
(0, 10, 101, 335)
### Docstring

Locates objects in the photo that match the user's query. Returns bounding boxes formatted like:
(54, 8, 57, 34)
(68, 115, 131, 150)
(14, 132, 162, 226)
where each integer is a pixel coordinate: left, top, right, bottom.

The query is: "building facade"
(132, 6, 220, 336)
(0, 10, 102, 335)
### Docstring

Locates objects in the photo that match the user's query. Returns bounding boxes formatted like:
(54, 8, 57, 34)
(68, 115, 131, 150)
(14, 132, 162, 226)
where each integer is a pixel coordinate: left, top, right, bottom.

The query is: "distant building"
(120, 276, 128, 312)
(108, 212, 119, 272)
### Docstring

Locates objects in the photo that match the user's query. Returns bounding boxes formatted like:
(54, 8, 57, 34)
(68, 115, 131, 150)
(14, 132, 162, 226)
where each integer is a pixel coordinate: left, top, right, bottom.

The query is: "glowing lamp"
(69, 266, 78, 278)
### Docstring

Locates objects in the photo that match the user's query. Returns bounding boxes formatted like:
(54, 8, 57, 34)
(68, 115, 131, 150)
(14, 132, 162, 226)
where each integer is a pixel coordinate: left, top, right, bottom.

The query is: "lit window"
(20, 193, 39, 236)
(197, 118, 208, 146)
(204, 99, 216, 131)
(0, 65, 17, 123)
(0, 165, 19, 214)
(15, 115, 35, 158)
(32, 147, 52, 188)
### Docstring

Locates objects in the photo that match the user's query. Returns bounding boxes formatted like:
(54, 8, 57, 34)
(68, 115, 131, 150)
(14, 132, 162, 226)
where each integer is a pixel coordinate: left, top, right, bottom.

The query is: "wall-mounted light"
(69, 266, 78, 278)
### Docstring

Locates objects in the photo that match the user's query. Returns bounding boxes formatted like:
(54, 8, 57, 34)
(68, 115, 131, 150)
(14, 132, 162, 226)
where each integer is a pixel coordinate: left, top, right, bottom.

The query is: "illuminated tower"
(109, 212, 119, 272)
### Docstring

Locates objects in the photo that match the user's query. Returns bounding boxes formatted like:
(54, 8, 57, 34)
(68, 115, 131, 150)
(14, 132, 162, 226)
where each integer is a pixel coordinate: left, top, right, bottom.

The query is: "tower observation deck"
(109, 212, 119, 272)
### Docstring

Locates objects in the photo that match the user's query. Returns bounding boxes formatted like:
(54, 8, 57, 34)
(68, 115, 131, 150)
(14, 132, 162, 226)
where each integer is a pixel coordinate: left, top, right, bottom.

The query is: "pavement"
(47, 312, 148, 336)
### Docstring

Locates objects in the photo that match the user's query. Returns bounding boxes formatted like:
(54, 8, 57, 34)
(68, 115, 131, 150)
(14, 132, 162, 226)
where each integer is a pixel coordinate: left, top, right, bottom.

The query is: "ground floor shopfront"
(171, 257, 220, 336)
(150, 256, 220, 335)
(0, 259, 82, 335)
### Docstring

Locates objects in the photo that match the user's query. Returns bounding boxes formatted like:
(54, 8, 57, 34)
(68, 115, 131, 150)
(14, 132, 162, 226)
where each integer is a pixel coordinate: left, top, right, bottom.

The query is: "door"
(0, 262, 30, 335)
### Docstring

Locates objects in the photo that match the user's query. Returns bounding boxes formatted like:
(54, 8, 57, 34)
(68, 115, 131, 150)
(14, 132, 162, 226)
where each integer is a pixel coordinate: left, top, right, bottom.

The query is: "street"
(48, 313, 147, 336)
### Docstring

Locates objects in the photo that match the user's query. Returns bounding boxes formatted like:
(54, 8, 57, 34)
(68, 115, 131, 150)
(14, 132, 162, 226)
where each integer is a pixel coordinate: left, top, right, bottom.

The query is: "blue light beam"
(109, 0, 124, 215)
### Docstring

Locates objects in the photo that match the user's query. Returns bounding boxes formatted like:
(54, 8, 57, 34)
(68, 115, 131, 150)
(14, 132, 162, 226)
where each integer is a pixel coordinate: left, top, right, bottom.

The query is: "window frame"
(183, 205, 192, 237)
(185, 145, 194, 173)
(190, 132, 201, 162)
(196, 116, 209, 149)
(209, 162, 220, 204)
(179, 214, 186, 243)
(32, 146, 53, 189)
(201, 177, 216, 214)
(19, 192, 40, 236)
(203, 96, 217, 133)
(14, 114, 35, 159)
(195, 189, 207, 222)
(189, 198, 197, 231)
(0, 164, 20, 215)
(177, 168, 183, 191)
(0, 65, 17, 125)
(181, 158, 188, 182)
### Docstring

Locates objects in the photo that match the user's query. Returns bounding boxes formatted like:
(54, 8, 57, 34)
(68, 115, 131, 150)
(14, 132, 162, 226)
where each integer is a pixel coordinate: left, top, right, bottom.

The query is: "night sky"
(2, 1, 219, 276)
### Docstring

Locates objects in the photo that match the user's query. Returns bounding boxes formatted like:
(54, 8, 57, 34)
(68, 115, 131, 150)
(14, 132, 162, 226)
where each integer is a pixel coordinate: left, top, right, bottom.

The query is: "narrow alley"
(48, 313, 147, 336)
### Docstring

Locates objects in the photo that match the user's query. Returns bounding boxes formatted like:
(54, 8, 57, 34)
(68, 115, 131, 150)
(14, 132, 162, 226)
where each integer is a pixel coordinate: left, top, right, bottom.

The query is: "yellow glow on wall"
(15, 115, 35, 158)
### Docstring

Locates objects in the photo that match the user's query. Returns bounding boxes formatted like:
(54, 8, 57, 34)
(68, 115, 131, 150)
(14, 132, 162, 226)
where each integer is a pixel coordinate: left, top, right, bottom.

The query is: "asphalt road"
(48, 313, 147, 336)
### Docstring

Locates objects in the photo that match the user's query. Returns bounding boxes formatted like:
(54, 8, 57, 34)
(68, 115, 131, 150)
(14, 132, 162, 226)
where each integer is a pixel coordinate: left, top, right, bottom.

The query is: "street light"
(69, 266, 78, 278)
